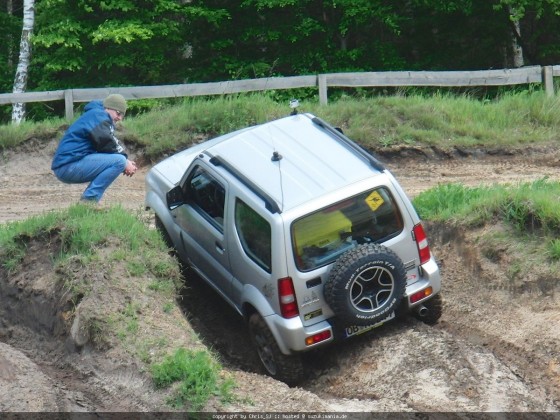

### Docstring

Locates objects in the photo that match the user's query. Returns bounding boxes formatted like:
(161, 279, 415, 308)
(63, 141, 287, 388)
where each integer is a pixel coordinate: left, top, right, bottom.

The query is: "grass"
(119, 90, 560, 162)
(0, 204, 178, 273)
(152, 348, 236, 411)
(0, 118, 65, 151)
(323, 91, 560, 149)
(413, 177, 560, 234)
(3, 90, 560, 162)
(124, 95, 290, 161)
(413, 178, 560, 290)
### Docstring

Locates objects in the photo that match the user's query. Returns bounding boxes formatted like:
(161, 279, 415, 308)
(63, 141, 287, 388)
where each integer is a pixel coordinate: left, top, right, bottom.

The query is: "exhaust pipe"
(416, 305, 429, 317)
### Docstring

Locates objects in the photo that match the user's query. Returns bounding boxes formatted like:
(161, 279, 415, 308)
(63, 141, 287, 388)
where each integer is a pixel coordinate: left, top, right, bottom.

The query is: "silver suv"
(145, 111, 442, 384)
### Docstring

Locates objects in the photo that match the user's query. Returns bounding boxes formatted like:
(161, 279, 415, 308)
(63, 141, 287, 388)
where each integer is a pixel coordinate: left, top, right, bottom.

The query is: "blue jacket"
(51, 101, 127, 170)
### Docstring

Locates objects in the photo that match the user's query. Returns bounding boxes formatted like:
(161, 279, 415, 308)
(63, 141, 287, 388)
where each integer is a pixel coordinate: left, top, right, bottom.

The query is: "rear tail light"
(278, 277, 299, 319)
(413, 223, 431, 265)
(410, 287, 433, 303)
(305, 330, 332, 346)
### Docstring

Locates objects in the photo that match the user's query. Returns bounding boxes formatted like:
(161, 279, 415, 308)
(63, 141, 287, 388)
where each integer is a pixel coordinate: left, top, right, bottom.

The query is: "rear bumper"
(264, 314, 334, 355)
(404, 257, 441, 309)
(265, 257, 441, 355)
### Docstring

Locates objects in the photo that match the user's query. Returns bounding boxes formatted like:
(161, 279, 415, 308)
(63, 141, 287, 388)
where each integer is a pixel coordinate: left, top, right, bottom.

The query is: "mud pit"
(1, 140, 560, 413)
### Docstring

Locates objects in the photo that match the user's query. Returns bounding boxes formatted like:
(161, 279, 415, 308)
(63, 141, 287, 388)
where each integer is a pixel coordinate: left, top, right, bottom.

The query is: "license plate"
(343, 312, 395, 338)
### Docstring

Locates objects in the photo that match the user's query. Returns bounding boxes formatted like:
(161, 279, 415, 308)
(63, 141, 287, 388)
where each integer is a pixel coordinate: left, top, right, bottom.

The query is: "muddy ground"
(1, 139, 560, 414)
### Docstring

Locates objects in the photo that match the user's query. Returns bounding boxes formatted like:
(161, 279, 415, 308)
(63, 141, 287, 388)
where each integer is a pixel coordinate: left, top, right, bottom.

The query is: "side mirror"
(166, 186, 185, 210)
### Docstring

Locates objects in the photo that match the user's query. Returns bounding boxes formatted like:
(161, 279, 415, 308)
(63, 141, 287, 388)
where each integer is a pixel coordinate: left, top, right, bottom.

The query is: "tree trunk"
(508, 6, 524, 68)
(7, 0, 14, 68)
(12, 0, 35, 125)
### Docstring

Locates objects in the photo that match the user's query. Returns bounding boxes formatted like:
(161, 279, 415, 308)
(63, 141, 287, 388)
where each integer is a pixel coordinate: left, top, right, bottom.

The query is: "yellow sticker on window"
(365, 191, 384, 211)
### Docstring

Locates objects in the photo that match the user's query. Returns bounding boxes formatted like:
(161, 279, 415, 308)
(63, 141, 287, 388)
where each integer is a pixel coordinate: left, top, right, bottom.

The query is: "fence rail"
(1, 65, 559, 120)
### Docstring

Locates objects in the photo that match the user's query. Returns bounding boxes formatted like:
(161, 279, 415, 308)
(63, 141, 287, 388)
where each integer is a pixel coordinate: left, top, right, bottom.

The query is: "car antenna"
(271, 151, 283, 161)
(289, 99, 299, 115)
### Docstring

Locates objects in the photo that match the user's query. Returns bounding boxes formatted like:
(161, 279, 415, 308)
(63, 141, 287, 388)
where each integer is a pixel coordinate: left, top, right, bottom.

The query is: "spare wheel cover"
(325, 243, 406, 326)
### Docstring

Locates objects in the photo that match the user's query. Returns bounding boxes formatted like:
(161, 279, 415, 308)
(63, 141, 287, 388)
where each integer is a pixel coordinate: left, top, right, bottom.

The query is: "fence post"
(64, 89, 74, 120)
(542, 66, 554, 97)
(318, 74, 328, 105)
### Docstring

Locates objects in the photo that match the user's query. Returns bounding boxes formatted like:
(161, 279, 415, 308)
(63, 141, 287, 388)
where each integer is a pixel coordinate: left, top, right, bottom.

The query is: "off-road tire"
(415, 293, 443, 325)
(325, 243, 406, 326)
(248, 313, 304, 386)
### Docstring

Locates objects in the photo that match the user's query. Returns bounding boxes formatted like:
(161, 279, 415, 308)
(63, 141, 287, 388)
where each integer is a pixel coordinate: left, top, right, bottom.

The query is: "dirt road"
(2, 141, 560, 223)
(1, 140, 559, 413)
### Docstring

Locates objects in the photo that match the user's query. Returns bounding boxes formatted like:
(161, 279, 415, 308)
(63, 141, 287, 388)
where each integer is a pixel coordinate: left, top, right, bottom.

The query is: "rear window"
(292, 187, 403, 271)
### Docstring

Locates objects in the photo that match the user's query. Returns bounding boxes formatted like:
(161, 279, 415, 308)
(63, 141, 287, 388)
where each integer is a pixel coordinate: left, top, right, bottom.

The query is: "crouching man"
(51, 93, 137, 204)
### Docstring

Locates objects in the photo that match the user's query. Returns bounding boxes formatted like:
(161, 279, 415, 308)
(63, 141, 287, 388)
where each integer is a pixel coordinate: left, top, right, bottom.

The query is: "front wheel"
(248, 313, 304, 386)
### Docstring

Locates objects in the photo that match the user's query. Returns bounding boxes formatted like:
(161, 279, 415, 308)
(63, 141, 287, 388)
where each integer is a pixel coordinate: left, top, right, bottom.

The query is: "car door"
(172, 164, 233, 297)
(228, 196, 274, 311)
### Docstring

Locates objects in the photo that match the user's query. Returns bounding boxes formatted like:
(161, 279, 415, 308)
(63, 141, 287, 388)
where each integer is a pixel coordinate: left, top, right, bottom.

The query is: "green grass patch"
(547, 239, 560, 261)
(0, 204, 181, 287)
(125, 95, 290, 162)
(0, 118, 64, 150)
(414, 177, 560, 234)
(308, 91, 560, 150)
(152, 347, 235, 411)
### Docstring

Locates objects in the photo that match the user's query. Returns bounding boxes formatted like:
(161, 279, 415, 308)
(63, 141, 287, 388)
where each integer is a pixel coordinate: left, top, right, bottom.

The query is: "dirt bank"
(0, 140, 559, 413)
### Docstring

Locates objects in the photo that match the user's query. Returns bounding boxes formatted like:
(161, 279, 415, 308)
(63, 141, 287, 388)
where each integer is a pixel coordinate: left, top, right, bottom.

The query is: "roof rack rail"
(311, 117, 385, 172)
(206, 153, 281, 214)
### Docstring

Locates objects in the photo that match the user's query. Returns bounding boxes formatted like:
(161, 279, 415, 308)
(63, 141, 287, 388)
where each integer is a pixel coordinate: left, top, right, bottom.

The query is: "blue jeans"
(53, 153, 127, 202)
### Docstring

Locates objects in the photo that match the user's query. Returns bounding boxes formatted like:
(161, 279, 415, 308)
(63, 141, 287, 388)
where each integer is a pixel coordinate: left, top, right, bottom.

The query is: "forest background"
(2, 0, 560, 123)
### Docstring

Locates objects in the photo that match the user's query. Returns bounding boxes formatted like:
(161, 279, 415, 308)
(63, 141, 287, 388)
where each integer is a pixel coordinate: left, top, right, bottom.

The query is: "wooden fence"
(1, 65, 559, 120)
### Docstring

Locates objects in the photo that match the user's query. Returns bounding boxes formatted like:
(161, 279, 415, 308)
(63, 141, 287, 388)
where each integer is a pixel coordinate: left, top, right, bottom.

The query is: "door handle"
(215, 242, 225, 253)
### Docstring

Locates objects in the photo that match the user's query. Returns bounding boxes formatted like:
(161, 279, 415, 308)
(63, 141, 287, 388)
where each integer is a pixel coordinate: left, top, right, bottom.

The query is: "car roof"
(205, 113, 384, 212)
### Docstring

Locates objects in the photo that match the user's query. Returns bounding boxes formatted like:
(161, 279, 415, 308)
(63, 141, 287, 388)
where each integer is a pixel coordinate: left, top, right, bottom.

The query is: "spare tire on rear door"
(325, 243, 406, 326)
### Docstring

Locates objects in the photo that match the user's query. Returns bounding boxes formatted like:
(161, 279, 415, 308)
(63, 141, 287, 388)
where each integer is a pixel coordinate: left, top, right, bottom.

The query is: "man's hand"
(124, 159, 137, 177)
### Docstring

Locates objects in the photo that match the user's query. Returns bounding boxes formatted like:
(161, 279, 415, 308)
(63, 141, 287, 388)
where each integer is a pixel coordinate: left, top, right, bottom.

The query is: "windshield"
(292, 187, 403, 271)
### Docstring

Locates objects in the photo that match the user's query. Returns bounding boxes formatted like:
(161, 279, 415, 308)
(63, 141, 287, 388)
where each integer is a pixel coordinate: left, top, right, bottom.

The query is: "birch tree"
(7, 0, 14, 69)
(11, 0, 34, 125)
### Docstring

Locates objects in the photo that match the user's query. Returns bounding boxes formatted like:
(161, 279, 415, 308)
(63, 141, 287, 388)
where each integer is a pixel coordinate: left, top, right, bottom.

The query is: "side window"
(235, 199, 271, 273)
(184, 166, 226, 229)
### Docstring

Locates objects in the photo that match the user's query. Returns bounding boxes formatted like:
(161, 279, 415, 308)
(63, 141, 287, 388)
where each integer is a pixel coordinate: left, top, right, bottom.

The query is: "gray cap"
(103, 94, 127, 114)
